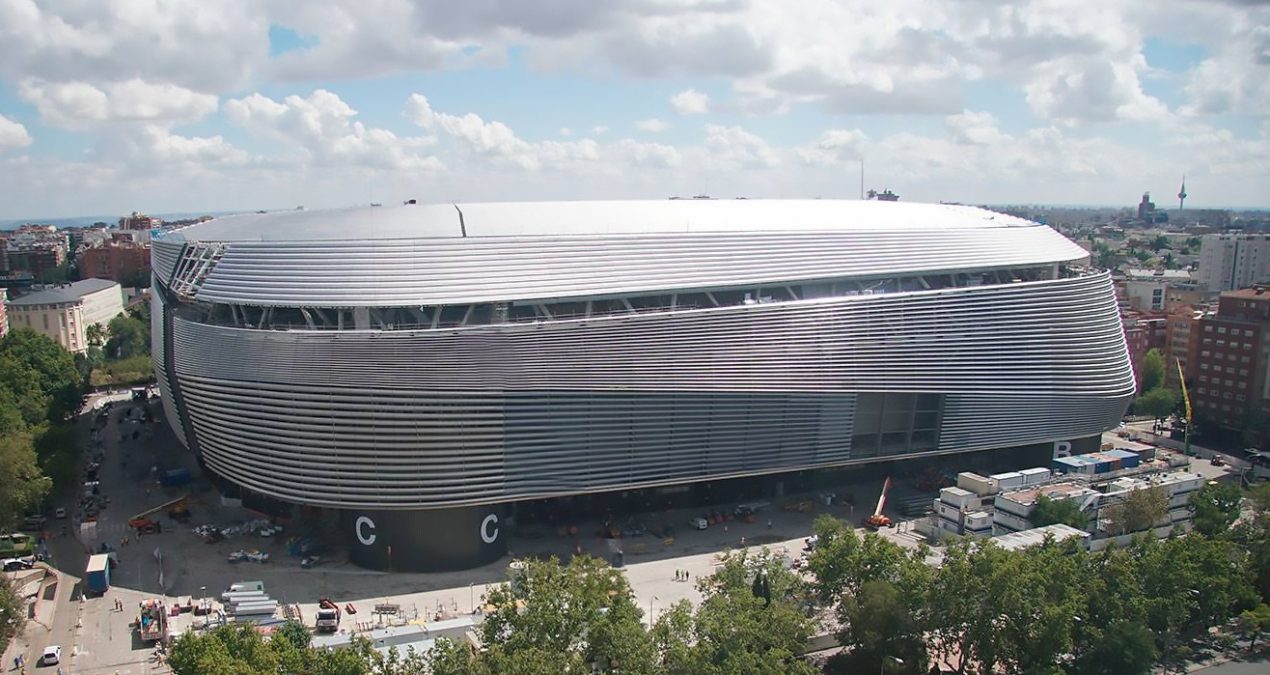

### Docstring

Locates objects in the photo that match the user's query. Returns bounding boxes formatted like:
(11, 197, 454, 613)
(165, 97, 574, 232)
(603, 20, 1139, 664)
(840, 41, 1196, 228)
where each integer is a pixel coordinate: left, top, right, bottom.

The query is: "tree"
(1102, 487, 1168, 535)
(1134, 387, 1176, 423)
(1030, 494, 1088, 529)
(806, 514, 930, 607)
(1151, 235, 1171, 251)
(1139, 349, 1167, 394)
(1240, 603, 1270, 652)
(0, 575, 25, 656)
(661, 549, 818, 675)
(1070, 620, 1156, 675)
(478, 555, 654, 672)
(105, 313, 149, 359)
(1189, 481, 1242, 538)
(0, 431, 51, 528)
(85, 322, 107, 347)
(831, 580, 927, 675)
(0, 330, 85, 423)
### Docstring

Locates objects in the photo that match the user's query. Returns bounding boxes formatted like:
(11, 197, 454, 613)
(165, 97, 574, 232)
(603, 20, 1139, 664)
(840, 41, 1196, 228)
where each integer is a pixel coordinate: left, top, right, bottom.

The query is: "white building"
(1121, 269, 1193, 311)
(1197, 234, 1270, 292)
(5, 278, 125, 353)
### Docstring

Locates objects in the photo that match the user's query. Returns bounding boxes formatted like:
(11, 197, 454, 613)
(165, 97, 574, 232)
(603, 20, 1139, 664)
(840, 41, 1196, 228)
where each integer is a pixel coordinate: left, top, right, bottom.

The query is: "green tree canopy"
(1139, 349, 1167, 393)
(479, 555, 654, 672)
(1134, 386, 1178, 421)
(1030, 493, 1089, 529)
(1189, 481, 1242, 538)
(830, 580, 927, 675)
(1103, 487, 1169, 536)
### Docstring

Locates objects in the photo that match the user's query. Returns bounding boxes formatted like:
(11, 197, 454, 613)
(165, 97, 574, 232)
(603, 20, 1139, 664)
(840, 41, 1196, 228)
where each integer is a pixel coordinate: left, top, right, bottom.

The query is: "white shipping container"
(1019, 467, 1052, 485)
(957, 472, 997, 496)
(991, 471, 1025, 490)
(940, 486, 975, 509)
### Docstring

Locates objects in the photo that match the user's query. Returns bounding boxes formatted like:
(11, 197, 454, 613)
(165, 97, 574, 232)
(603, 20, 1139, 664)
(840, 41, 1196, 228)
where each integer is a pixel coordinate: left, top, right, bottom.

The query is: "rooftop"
(6, 278, 119, 306)
(992, 524, 1090, 551)
(999, 481, 1098, 507)
(1221, 287, 1270, 300)
(161, 199, 1045, 244)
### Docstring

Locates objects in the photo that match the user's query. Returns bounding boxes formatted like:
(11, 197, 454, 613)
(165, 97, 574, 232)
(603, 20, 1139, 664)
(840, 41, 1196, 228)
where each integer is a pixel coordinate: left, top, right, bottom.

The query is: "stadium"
(150, 199, 1135, 571)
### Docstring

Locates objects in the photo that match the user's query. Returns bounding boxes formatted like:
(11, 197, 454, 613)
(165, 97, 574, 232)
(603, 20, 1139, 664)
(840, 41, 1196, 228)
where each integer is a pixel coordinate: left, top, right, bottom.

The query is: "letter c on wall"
(480, 513, 499, 544)
(355, 515, 377, 546)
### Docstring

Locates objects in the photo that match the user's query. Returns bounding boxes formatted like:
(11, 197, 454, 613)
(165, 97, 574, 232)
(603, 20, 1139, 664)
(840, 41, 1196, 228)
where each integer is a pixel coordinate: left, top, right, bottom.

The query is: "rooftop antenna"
(859, 159, 865, 200)
(1178, 175, 1187, 211)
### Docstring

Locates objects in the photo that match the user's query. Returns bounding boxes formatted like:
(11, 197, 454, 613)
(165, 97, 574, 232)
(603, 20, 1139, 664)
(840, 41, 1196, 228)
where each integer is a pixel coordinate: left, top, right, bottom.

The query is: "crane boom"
(1177, 358, 1193, 456)
(874, 476, 892, 518)
(130, 495, 188, 522)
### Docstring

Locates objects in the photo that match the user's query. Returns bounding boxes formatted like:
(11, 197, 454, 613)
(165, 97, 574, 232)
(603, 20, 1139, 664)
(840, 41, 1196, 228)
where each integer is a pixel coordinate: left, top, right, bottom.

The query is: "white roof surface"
(165, 199, 1040, 243)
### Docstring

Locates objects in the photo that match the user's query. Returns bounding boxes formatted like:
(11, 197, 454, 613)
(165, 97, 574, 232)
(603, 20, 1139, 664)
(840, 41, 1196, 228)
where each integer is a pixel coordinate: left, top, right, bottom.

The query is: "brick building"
(77, 240, 151, 285)
(1191, 288, 1270, 434)
(1165, 306, 1205, 390)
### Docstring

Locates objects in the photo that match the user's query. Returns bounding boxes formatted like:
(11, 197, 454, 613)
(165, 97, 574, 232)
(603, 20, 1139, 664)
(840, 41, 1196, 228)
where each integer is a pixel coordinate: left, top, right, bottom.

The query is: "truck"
(137, 599, 167, 642)
(315, 598, 341, 632)
(85, 554, 111, 594)
(159, 468, 192, 487)
(226, 581, 265, 593)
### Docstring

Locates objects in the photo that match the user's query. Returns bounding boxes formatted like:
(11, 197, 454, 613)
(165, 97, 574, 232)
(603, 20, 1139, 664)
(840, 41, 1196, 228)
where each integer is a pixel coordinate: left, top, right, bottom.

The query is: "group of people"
(674, 569, 691, 582)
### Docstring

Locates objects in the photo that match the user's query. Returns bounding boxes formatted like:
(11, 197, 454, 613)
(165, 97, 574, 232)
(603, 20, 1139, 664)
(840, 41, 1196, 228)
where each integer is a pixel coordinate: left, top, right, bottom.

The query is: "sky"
(0, 0, 1267, 221)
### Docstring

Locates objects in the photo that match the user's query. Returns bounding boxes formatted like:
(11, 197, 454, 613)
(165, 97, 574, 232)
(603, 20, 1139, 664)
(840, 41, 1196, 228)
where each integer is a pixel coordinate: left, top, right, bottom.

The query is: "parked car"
(1210, 454, 1226, 466)
(3, 557, 34, 571)
(40, 645, 62, 665)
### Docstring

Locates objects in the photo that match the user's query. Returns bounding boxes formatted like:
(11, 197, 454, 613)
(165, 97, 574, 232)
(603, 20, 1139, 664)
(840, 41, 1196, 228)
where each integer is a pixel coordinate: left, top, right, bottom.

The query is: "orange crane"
(863, 476, 893, 530)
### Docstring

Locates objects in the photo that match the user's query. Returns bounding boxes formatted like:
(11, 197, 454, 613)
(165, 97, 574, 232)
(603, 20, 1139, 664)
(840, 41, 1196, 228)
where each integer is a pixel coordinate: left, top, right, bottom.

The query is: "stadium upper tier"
(152, 200, 1089, 308)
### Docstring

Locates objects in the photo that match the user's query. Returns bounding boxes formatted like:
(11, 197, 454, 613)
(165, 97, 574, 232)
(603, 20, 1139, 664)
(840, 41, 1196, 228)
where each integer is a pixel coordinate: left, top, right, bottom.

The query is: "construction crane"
(863, 476, 893, 530)
(128, 495, 189, 532)
(1177, 358, 1194, 456)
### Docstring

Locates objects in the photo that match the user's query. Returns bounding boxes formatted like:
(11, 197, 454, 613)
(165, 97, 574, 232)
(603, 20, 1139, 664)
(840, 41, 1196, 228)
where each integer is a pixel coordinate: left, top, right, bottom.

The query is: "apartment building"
(1191, 288, 1270, 432)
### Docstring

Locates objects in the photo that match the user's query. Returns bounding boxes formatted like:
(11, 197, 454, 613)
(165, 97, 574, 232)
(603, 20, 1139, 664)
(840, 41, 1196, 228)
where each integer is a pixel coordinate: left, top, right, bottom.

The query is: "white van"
(225, 581, 265, 593)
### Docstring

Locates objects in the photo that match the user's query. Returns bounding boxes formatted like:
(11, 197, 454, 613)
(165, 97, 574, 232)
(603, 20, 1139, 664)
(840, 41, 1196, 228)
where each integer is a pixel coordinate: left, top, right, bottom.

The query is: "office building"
(1191, 288, 1270, 434)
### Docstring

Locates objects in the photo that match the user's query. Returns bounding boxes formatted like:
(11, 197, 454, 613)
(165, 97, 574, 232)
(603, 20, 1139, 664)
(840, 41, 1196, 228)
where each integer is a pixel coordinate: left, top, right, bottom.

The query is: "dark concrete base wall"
(342, 505, 508, 572)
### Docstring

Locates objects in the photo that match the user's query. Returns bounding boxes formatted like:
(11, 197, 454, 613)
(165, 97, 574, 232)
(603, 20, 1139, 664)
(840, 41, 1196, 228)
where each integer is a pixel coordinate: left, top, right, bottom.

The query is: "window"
(1197, 387, 1207, 394)
(1202, 350, 1211, 357)
(1203, 338, 1213, 346)
(1246, 343, 1254, 350)
(1217, 340, 1226, 347)
(1200, 365, 1209, 372)
(1205, 325, 1213, 332)
(1237, 394, 1247, 402)
(1241, 369, 1249, 376)
(1219, 327, 1227, 334)
(1224, 392, 1232, 400)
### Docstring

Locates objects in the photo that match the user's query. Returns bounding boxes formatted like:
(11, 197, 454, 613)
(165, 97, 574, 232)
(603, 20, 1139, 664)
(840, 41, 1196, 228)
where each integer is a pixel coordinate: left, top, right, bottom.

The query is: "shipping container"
(990, 471, 1025, 490)
(85, 554, 111, 594)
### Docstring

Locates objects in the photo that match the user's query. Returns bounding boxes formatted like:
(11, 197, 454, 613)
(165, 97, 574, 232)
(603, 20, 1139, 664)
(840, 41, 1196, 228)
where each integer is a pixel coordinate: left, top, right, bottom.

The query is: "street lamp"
(649, 596, 659, 626)
(469, 583, 475, 614)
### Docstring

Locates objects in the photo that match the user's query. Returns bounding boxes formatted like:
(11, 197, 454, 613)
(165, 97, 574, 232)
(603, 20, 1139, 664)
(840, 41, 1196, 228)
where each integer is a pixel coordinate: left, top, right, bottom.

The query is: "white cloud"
(635, 118, 668, 133)
(559, 127, 572, 137)
(406, 93, 597, 171)
(702, 124, 780, 169)
(797, 129, 868, 167)
(592, 125, 609, 135)
(670, 89, 710, 115)
(944, 110, 1008, 146)
(227, 90, 442, 171)
(0, 0, 265, 91)
(1023, 56, 1167, 124)
(612, 138, 681, 168)
(0, 114, 33, 150)
(18, 79, 218, 129)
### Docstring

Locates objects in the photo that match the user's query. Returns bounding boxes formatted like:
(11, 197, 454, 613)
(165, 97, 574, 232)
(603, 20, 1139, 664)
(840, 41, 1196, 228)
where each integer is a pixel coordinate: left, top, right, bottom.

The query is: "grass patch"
(90, 354, 155, 387)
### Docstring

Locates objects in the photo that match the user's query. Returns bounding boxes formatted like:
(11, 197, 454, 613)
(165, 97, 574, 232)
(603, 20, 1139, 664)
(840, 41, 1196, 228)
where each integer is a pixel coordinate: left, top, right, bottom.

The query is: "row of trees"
(0, 329, 87, 653)
(167, 482, 1269, 675)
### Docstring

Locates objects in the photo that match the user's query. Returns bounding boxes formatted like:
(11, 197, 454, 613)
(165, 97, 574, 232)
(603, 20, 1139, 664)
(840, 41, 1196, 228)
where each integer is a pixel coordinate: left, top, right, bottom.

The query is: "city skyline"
(0, 0, 1267, 219)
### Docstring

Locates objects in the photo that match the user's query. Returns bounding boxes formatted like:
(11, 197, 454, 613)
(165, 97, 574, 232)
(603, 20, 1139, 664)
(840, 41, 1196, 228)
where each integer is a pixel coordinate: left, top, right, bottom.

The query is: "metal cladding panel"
(150, 286, 186, 447)
(166, 273, 1132, 509)
(190, 226, 1086, 306)
(150, 240, 183, 286)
